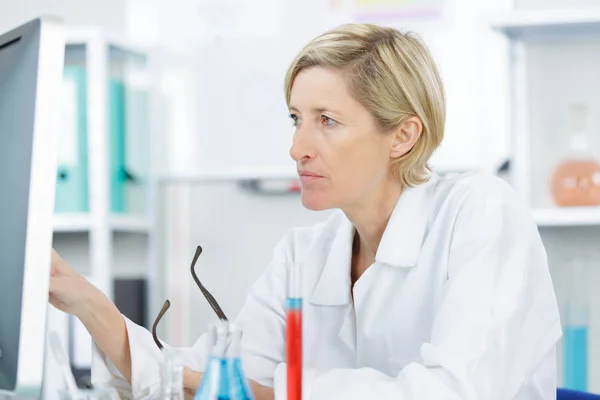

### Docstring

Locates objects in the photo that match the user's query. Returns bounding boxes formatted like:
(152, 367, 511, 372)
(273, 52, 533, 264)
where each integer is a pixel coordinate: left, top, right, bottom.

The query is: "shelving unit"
(45, 27, 158, 397)
(109, 215, 153, 232)
(53, 213, 92, 232)
(157, 165, 298, 183)
(533, 207, 600, 227)
(493, 5, 600, 393)
(53, 214, 153, 233)
(492, 7, 600, 38)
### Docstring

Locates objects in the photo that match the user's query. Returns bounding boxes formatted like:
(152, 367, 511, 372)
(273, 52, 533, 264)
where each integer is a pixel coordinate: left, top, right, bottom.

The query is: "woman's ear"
(389, 116, 423, 159)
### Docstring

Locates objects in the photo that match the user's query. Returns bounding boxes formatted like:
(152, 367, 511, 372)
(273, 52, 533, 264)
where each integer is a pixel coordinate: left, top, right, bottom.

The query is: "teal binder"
(55, 66, 89, 213)
(109, 78, 149, 215)
(109, 78, 126, 213)
(124, 87, 149, 215)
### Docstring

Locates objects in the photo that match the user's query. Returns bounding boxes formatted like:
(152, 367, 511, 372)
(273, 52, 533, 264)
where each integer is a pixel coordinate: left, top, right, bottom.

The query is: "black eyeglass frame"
(152, 245, 228, 350)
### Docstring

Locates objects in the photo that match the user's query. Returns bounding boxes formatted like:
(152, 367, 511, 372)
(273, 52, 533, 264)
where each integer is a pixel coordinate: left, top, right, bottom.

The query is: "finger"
(51, 249, 77, 277)
(48, 293, 66, 312)
(48, 275, 63, 294)
(49, 275, 73, 298)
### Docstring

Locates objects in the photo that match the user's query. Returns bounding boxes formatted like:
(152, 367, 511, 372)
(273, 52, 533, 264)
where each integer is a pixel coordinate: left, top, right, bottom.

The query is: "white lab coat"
(92, 171, 562, 400)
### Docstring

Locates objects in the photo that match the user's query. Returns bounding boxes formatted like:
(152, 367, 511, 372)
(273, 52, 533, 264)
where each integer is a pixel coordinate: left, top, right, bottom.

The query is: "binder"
(124, 86, 149, 215)
(109, 78, 126, 213)
(55, 66, 89, 213)
(109, 78, 149, 215)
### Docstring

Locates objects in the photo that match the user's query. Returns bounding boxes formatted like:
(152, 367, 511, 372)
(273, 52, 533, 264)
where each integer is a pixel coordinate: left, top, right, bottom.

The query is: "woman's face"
(289, 66, 398, 211)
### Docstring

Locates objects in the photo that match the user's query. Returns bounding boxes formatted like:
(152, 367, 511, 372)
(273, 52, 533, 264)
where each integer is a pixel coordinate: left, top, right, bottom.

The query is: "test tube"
(286, 262, 302, 400)
(563, 257, 590, 391)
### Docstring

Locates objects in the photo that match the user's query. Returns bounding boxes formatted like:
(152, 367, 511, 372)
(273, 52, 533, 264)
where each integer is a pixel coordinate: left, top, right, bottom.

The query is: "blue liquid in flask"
(194, 323, 254, 400)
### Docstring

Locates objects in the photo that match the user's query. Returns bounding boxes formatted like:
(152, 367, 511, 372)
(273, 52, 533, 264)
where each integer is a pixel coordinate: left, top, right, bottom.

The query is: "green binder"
(55, 66, 89, 213)
(109, 78, 149, 215)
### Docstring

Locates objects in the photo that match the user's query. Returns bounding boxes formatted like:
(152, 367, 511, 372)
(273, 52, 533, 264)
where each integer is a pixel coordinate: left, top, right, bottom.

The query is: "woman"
(50, 23, 562, 399)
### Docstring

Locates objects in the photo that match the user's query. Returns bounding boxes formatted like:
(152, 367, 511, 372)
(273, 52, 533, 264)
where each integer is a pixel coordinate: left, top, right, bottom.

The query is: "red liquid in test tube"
(286, 262, 302, 400)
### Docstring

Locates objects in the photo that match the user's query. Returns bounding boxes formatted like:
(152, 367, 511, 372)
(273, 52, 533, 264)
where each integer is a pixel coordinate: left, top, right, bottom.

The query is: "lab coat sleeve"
(91, 316, 209, 399)
(273, 183, 562, 400)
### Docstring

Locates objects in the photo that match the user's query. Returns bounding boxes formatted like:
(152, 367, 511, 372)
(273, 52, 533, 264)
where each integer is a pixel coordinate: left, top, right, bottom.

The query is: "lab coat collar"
(310, 214, 354, 306)
(375, 172, 438, 267)
(309, 172, 438, 306)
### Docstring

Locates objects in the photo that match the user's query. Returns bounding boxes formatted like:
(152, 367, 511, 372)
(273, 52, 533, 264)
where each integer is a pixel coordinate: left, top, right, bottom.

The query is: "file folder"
(55, 65, 89, 213)
(109, 78, 126, 213)
(109, 78, 149, 215)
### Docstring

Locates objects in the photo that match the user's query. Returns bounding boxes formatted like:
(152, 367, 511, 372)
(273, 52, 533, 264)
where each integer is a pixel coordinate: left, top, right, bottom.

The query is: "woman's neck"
(344, 177, 403, 278)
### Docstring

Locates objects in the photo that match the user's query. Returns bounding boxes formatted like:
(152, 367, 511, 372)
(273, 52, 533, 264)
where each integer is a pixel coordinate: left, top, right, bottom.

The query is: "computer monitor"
(0, 16, 65, 397)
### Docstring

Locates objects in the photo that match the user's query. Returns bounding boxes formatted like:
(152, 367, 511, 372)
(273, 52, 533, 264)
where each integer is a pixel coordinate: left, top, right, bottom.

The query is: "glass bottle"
(550, 103, 600, 207)
(193, 322, 254, 400)
(160, 348, 185, 400)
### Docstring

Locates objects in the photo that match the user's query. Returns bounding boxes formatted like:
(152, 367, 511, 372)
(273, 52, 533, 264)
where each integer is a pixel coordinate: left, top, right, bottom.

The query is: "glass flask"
(160, 348, 186, 400)
(550, 103, 600, 207)
(193, 322, 254, 400)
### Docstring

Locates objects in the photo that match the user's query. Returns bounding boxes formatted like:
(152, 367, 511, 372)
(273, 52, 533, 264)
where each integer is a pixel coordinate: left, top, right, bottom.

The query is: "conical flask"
(193, 321, 254, 400)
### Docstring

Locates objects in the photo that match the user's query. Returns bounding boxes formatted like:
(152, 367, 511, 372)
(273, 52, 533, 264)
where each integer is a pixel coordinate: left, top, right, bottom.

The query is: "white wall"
(156, 182, 332, 345)
(129, 0, 512, 177)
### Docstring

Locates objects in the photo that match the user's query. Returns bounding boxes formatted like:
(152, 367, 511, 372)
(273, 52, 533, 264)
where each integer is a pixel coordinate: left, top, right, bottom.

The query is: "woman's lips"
(298, 171, 324, 182)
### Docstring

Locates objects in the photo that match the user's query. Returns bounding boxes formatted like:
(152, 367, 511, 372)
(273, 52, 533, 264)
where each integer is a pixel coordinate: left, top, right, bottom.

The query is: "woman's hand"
(49, 249, 133, 382)
(183, 368, 274, 400)
(49, 249, 98, 316)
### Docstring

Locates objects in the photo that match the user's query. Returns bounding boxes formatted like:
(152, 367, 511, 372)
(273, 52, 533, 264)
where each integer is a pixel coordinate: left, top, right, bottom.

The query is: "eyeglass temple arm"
(152, 300, 170, 350)
(191, 246, 229, 321)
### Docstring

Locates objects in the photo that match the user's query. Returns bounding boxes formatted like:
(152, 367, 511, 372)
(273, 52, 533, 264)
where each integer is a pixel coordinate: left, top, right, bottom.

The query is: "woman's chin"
(300, 193, 334, 211)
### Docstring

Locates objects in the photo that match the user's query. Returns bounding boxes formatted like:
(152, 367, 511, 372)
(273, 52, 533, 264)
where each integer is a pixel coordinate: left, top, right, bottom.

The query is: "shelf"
(53, 214, 91, 233)
(110, 215, 152, 233)
(53, 214, 151, 233)
(157, 166, 299, 183)
(491, 7, 600, 39)
(65, 27, 150, 56)
(533, 207, 600, 227)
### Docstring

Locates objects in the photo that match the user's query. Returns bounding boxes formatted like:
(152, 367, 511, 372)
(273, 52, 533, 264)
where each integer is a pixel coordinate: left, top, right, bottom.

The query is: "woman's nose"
(289, 128, 315, 162)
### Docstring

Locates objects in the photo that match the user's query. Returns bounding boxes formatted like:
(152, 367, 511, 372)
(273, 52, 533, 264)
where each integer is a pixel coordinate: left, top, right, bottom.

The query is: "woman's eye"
(320, 115, 337, 127)
(289, 113, 300, 127)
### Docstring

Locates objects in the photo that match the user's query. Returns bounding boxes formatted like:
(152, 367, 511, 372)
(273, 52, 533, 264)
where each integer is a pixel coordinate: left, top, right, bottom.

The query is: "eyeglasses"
(152, 245, 228, 350)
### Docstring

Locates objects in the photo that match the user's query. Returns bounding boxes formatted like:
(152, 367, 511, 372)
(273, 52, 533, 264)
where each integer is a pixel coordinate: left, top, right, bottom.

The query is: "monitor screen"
(0, 17, 64, 396)
(0, 24, 37, 396)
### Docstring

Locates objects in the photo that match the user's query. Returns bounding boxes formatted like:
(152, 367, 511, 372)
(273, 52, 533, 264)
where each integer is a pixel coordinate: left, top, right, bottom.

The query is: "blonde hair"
(284, 23, 446, 187)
